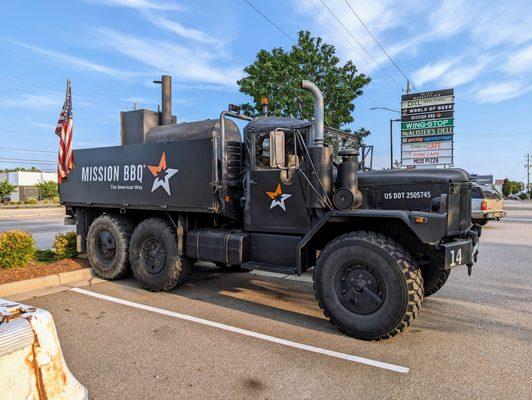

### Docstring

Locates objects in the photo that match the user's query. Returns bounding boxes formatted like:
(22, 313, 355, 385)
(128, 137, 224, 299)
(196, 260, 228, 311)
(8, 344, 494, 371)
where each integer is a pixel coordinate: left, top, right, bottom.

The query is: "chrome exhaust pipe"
(301, 80, 324, 148)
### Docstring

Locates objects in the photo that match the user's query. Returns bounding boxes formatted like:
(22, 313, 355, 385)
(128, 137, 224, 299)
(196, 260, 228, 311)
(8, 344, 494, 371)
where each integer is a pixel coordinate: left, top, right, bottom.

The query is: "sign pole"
(390, 119, 393, 169)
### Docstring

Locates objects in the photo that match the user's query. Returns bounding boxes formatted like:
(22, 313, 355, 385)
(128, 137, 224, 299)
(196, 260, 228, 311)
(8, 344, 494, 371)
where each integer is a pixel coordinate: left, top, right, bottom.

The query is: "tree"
(35, 180, 58, 200)
(501, 178, 523, 196)
(0, 166, 41, 173)
(0, 180, 16, 203)
(238, 31, 371, 144)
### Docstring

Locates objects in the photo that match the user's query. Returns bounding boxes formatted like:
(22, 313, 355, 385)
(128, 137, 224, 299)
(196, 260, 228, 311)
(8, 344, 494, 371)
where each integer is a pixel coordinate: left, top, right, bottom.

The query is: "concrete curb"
(0, 268, 102, 297)
(0, 205, 62, 210)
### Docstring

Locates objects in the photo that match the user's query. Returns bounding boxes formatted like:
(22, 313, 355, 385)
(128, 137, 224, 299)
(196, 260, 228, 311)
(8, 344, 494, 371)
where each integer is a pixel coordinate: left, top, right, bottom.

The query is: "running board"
(241, 261, 298, 276)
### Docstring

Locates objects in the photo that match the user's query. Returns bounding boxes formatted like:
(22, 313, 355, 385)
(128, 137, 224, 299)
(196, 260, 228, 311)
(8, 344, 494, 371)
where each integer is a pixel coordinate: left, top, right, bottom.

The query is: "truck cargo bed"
(60, 139, 218, 212)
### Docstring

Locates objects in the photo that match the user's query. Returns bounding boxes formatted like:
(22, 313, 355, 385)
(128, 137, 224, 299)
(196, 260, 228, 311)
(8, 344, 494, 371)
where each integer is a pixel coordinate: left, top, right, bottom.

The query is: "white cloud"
(474, 81, 532, 103)
(95, 29, 242, 88)
(412, 58, 458, 86)
(87, 0, 184, 11)
(0, 93, 62, 109)
(142, 12, 222, 46)
(13, 40, 141, 78)
(504, 44, 532, 75)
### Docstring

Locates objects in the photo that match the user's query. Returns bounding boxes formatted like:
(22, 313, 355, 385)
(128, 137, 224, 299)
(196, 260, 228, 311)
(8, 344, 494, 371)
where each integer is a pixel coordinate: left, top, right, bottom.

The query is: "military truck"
(61, 76, 480, 340)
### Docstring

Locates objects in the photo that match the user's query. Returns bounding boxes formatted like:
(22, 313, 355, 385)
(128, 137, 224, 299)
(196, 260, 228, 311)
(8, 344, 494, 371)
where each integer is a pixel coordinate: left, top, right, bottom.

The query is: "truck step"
(241, 261, 298, 276)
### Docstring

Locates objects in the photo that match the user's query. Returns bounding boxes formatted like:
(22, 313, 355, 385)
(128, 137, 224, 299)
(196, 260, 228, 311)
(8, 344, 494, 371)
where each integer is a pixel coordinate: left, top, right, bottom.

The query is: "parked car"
(0, 298, 88, 399)
(506, 193, 520, 200)
(471, 184, 506, 225)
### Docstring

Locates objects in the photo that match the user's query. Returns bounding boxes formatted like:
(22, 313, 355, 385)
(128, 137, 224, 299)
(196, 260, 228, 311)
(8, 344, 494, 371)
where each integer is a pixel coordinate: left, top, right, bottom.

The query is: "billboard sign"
(401, 89, 454, 168)
(402, 149, 453, 158)
(401, 110, 454, 122)
(401, 118, 453, 130)
(401, 103, 454, 115)
(401, 95, 454, 109)
(402, 134, 454, 143)
(401, 141, 453, 151)
(401, 126, 454, 137)
(402, 156, 454, 167)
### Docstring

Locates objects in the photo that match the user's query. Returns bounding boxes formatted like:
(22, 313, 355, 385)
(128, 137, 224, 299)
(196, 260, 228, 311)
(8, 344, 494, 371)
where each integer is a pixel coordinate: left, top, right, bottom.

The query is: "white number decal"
(449, 248, 463, 267)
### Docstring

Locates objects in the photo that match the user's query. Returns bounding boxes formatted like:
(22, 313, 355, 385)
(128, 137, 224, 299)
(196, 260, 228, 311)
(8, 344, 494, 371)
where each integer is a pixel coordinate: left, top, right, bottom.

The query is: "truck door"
(246, 130, 310, 233)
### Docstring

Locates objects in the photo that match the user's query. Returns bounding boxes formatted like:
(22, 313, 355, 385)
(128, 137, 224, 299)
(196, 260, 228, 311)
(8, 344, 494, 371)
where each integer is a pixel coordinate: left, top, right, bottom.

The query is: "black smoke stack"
(153, 75, 172, 125)
(161, 75, 172, 125)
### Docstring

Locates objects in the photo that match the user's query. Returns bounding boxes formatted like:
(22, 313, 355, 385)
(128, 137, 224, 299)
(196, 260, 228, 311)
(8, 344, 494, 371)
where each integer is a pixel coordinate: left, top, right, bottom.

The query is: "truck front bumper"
(439, 227, 480, 270)
(472, 210, 506, 220)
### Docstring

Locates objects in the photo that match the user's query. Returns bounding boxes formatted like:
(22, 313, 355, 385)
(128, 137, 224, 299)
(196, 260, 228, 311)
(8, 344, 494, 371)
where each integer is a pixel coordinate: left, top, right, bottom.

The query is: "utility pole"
(526, 153, 531, 199)
(389, 118, 401, 169)
(406, 80, 411, 94)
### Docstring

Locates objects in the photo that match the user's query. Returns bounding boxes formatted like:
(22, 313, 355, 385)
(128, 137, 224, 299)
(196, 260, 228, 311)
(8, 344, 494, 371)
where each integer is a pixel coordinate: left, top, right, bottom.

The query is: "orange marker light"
(260, 97, 269, 105)
(414, 216, 427, 224)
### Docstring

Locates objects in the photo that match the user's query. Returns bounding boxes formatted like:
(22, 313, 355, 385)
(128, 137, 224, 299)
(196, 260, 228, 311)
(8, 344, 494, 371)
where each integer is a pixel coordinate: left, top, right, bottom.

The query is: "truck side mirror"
(270, 130, 285, 168)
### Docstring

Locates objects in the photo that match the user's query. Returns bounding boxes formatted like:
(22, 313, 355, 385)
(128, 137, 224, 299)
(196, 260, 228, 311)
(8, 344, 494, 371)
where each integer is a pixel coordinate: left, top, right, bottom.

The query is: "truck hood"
(359, 168, 470, 186)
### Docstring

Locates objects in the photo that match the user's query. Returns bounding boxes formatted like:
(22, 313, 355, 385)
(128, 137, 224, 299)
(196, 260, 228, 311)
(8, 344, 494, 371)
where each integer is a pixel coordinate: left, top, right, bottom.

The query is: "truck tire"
(422, 264, 450, 297)
(86, 214, 134, 280)
(314, 231, 423, 340)
(129, 218, 191, 292)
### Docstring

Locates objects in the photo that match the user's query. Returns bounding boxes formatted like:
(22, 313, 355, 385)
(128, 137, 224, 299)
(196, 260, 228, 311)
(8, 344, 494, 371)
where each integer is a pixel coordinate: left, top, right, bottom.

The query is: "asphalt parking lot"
(0, 207, 73, 248)
(10, 201, 532, 399)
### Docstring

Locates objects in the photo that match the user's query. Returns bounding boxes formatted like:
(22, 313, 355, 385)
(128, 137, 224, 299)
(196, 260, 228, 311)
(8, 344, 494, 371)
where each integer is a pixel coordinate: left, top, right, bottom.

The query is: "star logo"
(147, 152, 178, 196)
(266, 183, 292, 211)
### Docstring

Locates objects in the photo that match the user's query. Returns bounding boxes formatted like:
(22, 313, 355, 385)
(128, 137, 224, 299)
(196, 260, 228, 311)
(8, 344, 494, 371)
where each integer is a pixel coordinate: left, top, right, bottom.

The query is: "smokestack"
(301, 80, 324, 148)
(161, 75, 172, 125)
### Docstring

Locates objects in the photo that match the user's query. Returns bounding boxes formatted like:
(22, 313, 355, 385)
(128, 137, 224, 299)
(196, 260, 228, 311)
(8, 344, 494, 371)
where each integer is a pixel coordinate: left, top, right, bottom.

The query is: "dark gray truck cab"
(61, 77, 480, 340)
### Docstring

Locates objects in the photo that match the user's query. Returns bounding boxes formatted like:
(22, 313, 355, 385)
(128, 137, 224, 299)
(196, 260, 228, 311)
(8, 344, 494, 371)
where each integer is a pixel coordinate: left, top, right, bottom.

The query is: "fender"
(296, 209, 447, 274)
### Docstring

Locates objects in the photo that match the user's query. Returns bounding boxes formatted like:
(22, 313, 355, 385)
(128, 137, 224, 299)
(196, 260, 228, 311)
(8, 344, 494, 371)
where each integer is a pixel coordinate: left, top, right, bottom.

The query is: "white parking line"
(71, 287, 409, 374)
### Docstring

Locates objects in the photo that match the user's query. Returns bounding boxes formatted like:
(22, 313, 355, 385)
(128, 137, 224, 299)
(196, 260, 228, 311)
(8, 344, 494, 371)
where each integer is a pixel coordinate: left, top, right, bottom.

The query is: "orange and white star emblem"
(148, 152, 178, 196)
(266, 183, 292, 211)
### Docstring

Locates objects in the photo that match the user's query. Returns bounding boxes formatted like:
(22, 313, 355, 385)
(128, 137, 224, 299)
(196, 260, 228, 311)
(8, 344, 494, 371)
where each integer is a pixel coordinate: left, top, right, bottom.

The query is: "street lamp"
(369, 107, 401, 169)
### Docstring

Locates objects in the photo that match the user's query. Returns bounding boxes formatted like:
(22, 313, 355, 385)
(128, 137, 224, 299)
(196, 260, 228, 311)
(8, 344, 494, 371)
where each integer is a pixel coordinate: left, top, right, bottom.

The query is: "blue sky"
(1, 0, 531, 182)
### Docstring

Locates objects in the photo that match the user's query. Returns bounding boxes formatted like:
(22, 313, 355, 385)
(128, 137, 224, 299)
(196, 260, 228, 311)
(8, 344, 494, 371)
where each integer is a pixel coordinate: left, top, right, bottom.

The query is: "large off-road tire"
(314, 231, 424, 340)
(129, 217, 191, 292)
(86, 214, 134, 280)
(422, 264, 450, 297)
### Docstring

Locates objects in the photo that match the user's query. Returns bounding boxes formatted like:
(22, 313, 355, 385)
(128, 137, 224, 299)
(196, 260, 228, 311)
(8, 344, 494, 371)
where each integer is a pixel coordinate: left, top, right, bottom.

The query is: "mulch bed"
(0, 258, 90, 285)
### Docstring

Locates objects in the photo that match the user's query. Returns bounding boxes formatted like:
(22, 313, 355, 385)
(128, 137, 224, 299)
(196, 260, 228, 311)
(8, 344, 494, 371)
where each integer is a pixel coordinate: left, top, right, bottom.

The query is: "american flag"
(55, 79, 73, 183)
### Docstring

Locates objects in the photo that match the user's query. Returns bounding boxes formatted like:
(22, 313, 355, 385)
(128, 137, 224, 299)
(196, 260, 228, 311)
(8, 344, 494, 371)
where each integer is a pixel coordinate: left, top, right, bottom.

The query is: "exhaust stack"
(301, 80, 324, 147)
(161, 75, 172, 125)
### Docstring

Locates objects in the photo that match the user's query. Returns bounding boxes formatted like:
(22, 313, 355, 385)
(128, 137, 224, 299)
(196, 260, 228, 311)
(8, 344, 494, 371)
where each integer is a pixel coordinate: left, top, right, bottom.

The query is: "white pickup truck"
(471, 184, 506, 226)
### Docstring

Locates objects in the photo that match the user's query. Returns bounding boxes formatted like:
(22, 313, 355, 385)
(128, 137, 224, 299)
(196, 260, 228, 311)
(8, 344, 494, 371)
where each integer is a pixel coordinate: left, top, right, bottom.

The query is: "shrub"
(52, 196, 60, 204)
(518, 193, 528, 200)
(25, 197, 38, 205)
(53, 231, 77, 259)
(34, 249, 56, 262)
(0, 230, 35, 269)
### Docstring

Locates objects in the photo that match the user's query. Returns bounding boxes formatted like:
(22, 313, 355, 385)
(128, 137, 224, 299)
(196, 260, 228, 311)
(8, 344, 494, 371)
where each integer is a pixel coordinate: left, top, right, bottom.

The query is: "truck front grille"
(226, 141, 242, 184)
(458, 184, 471, 231)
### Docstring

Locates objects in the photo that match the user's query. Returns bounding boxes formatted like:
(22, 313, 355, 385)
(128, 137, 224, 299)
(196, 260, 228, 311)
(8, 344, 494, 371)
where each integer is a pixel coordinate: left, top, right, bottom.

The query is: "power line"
(243, 0, 296, 43)
(318, 0, 403, 91)
(307, 0, 400, 108)
(0, 158, 56, 165)
(343, 0, 410, 84)
(0, 146, 55, 154)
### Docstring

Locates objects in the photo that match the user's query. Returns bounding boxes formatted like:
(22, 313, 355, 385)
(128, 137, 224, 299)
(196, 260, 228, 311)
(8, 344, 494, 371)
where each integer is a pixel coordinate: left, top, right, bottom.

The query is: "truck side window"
(255, 133, 271, 168)
(471, 186, 482, 199)
(255, 131, 302, 169)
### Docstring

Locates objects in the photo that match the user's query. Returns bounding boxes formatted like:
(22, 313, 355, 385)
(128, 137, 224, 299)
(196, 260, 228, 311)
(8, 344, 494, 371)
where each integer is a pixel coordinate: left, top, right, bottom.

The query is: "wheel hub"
(335, 264, 385, 315)
(140, 238, 166, 274)
(97, 230, 116, 265)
